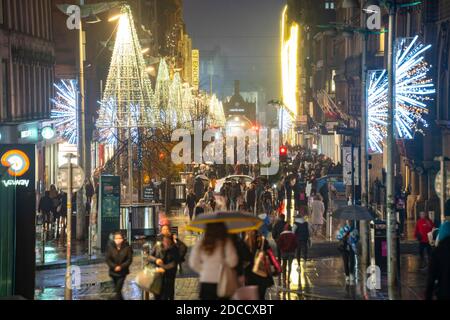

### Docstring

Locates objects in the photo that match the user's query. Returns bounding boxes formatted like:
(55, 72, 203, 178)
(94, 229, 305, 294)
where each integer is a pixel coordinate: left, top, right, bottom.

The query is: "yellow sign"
(192, 49, 200, 91)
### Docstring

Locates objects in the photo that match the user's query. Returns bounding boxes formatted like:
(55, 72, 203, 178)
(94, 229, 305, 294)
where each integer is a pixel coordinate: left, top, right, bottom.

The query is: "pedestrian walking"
(277, 224, 298, 287)
(189, 223, 239, 300)
(260, 185, 273, 217)
(337, 222, 359, 284)
(160, 224, 188, 273)
(186, 189, 197, 221)
(230, 180, 241, 211)
(293, 215, 310, 264)
(415, 211, 435, 269)
(271, 214, 286, 261)
(204, 187, 216, 211)
(38, 191, 54, 231)
(426, 221, 450, 300)
(245, 183, 256, 214)
(310, 195, 325, 237)
(243, 231, 275, 299)
(105, 231, 133, 300)
(194, 177, 206, 202)
(147, 230, 180, 300)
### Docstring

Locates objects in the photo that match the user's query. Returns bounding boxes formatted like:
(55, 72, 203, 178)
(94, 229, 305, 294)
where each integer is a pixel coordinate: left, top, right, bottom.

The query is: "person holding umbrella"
(337, 221, 359, 284)
(189, 222, 238, 300)
(187, 211, 264, 300)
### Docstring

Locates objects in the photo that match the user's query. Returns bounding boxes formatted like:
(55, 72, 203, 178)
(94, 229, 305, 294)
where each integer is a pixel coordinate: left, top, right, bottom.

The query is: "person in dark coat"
(194, 178, 205, 202)
(147, 233, 180, 300)
(277, 224, 298, 286)
(293, 216, 310, 263)
(426, 221, 450, 300)
(105, 231, 133, 300)
(230, 180, 242, 211)
(243, 231, 274, 300)
(186, 189, 197, 221)
(272, 214, 286, 261)
(39, 191, 54, 226)
(245, 183, 256, 214)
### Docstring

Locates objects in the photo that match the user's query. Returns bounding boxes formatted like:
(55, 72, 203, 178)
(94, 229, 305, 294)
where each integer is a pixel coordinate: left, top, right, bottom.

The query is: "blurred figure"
(194, 200, 206, 217)
(293, 215, 310, 263)
(186, 189, 197, 221)
(105, 232, 133, 300)
(244, 231, 274, 300)
(277, 224, 298, 287)
(194, 177, 205, 202)
(271, 214, 286, 261)
(245, 183, 256, 214)
(337, 221, 359, 284)
(415, 211, 435, 269)
(230, 180, 241, 211)
(261, 185, 273, 216)
(38, 191, 53, 231)
(189, 223, 238, 300)
(426, 221, 450, 300)
(204, 187, 216, 211)
(310, 195, 325, 237)
(147, 230, 180, 300)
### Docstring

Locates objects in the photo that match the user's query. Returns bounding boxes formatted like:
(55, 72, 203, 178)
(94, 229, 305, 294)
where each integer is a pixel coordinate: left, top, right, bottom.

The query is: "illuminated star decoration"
(50, 79, 78, 145)
(368, 36, 435, 154)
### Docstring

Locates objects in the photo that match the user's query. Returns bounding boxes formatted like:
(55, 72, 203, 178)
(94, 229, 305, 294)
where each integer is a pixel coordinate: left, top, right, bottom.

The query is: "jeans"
(296, 241, 308, 261)
(419, 242, 432, 262)
(111, 275, 126, 300)
(342, 249, 356, 277)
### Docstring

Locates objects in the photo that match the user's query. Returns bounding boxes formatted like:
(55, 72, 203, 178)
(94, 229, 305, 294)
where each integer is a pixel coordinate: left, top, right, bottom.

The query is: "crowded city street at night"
(1, 0, 450, 311)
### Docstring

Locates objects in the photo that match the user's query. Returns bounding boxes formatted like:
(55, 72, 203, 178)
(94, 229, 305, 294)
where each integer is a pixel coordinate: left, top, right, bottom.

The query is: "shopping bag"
(217, 245, 238, 298)
(183, 205, 189, 216)
(135, 267, 157, 292)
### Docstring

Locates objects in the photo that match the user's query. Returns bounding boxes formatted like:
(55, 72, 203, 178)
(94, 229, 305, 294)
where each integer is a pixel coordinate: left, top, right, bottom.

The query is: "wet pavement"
(35, 210, 429, 300)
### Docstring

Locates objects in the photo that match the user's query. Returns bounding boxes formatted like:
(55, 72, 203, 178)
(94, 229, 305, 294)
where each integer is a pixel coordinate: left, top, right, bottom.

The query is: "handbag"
(135, 265, 163, 295)
(252, 237, 270, 277)
(217, 242, 238, 298)
(267, 248, 282, 275)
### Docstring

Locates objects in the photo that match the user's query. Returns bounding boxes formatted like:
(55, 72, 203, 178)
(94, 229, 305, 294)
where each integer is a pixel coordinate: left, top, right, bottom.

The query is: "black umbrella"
(332, 205, 375, 221)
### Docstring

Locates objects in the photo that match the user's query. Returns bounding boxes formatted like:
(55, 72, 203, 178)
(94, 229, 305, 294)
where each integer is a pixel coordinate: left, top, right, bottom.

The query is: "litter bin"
(171, 182, 186, 205)
(370, 220, 400, 272)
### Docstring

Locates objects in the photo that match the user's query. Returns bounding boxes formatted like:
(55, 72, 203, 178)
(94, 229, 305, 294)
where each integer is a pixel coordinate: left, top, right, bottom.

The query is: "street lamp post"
(386, 0, 398, 289)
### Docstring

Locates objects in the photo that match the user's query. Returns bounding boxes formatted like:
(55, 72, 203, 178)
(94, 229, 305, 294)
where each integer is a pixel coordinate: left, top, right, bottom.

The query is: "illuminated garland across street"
(50, 79, 78, 145)
(368, 36, 435, 154)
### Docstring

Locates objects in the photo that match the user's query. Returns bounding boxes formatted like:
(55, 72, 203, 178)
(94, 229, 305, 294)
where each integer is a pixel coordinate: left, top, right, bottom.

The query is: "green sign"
(99, 175, 121, 252)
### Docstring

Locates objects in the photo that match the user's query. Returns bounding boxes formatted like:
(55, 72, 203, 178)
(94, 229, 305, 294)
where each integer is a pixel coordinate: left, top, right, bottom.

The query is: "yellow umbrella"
(186, 211, 263, 234)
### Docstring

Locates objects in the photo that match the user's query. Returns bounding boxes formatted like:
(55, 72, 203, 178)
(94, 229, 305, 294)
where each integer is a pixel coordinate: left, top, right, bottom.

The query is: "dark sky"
(184, 0, 286, 99)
